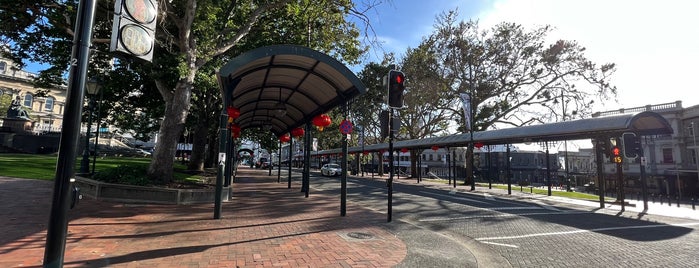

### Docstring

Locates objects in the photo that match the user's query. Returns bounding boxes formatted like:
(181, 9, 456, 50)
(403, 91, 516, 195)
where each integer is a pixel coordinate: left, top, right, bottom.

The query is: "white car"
(320, 163, 342, 176)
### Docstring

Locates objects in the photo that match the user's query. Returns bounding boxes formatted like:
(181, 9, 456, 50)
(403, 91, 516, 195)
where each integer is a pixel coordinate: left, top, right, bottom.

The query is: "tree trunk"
(410, 150, 419, 178)
(187, 122, 208, 171)
(205, 131, 219, 168)
(148, 80, 193, 183)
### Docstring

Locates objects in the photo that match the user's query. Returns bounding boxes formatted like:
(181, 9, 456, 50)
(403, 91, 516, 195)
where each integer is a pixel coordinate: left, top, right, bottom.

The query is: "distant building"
(0, 57, 66, 133)
(593, 101, 699, 198)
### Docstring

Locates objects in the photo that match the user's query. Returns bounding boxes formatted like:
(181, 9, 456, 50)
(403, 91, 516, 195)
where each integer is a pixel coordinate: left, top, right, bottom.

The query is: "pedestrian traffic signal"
(596, 138, 611, 158)
(622, 132, 642, 158)
(110, 0, 159, 62)
(611, 145, 623, 163)
(388, 70, 405, 108)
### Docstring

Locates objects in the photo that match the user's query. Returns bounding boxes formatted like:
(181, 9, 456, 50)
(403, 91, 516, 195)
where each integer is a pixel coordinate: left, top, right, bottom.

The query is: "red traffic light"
(395, 73, 404, 84)
(612, 146, 621, 156)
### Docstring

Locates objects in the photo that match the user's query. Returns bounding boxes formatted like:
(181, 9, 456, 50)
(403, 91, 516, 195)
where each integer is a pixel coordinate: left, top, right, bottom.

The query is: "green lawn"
(424, 178, 610, 202)
(478, 183, 611, 201)
(0, 153, 199, 182)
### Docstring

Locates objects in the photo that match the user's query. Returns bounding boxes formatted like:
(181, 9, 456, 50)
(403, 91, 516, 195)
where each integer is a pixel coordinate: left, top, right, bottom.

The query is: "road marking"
(476, 222, 699, 241)
(419, 191, 489, 204)
(483, 193, 495, 200)
(419, 211, 591, 222)
(480, 241, 519, 248)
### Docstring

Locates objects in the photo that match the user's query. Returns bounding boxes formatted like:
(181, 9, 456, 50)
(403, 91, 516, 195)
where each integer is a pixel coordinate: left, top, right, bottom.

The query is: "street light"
(79, 77, 102, 175)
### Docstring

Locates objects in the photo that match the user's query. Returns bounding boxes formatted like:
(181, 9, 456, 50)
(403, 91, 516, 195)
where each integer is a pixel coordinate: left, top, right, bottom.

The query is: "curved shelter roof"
(314, 111, 674, 155)
(217, 45, 366, 136)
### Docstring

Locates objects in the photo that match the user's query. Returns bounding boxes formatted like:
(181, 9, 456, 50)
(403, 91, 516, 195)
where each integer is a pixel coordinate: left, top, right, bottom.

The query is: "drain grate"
(345, 232, 374, 240)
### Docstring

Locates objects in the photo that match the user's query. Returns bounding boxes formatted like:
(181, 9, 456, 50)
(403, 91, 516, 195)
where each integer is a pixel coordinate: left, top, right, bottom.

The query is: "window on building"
(45, 97, 54, 111)
(0, 61, 6, 73)
(691, 149, 698, 165)
(422, 154, 426, 161)
(428, 154, 433, 161)
(662, 148, 674, 164)
(437, 154, 442, 161)
(23, 94, 33, 108)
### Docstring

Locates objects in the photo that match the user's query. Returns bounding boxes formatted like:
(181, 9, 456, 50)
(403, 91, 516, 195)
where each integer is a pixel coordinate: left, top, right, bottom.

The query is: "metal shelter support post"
(303, 124, 311, 198)
(278, 139, 282, 183)
(487, 146, 492, 189)
(446, 147, 451, 185)
(452, 149, 457, 188)
(341, 106, 348, 216)
(43, 0, 97, 266)
(387, 109, 394, 222)
(546, 142, 552, 196)
(507, 144, 512, 195)
(225, 130, 233, 185)
(288, 137, 293, 189)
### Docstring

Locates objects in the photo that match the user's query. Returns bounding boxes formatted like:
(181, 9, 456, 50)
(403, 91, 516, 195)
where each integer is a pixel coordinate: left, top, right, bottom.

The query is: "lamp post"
(78, 77, 101, 175)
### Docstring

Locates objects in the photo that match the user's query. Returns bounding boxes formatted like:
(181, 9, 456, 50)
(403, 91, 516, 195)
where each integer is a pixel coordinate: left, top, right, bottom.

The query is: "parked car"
(256, 157, 270, 169)
(320, 163, 342, 176)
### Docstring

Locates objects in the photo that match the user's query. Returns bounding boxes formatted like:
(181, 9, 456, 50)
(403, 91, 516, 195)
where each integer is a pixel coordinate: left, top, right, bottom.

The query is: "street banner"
(460, 93, 471, 131)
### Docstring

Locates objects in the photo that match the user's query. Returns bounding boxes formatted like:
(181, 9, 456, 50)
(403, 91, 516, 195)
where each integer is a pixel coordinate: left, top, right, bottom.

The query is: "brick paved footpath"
(0, 167, 407, 268)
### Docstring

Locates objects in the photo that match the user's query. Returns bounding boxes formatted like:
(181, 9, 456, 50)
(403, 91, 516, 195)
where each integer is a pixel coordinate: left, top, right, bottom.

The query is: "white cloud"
(477, 0, 699, 109)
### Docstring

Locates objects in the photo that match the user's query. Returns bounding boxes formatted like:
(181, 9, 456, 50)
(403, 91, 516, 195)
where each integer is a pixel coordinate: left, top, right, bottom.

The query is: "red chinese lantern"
(363, 151, 370, 155)
(474, 142, 484, 149)
(291, 127, 305, 138)
(312, 114, 332, 132)
(401, 148, 408, 153)
(279, 133, 291, 143)
(431, 145, 439, 151)
(230, 124, 241, 138)
(226, 106, 240, 119)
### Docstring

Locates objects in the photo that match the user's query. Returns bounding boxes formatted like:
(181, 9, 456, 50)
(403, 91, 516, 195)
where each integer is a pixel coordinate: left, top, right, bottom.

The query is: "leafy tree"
(423, 10, 617, 186)
(396, 43, 452, 177)
(1, 0, 377, 182)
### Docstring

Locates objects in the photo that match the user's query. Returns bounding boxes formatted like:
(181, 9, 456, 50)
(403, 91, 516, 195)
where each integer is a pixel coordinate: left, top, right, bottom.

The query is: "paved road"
(310, 172, 699, 268)
(2, 167, 697, 268)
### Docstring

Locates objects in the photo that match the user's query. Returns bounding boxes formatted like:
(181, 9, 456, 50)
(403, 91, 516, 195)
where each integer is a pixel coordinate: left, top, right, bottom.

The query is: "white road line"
(480, 241, 519, 248)
(476, 222, 699, 241)
(419, 211, 591, 222)
(483, 193, 495, 200)
(419, 191, 489, 204)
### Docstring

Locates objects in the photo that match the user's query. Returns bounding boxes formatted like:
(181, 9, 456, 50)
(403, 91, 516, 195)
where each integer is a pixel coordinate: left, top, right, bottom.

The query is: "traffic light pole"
(387, 109, 394, 223)
(595, 139, 607, 208)
(640, 147, 649, 211)
(44, 0, 97, 266)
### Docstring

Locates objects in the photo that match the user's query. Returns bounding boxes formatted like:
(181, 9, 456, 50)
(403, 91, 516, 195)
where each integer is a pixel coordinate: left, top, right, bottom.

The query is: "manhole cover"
(346, 232, 374, 240)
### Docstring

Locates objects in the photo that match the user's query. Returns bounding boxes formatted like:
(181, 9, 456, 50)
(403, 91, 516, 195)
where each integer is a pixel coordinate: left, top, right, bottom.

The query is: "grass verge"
(0, 153, 203, 184)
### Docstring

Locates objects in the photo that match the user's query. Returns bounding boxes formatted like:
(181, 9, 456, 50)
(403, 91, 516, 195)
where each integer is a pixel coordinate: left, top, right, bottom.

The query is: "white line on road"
(483, 193, 495, 200)
(419, 191, 490, 204)
(419, 211, 591, 222)
(480, 241, 519, 248)
(476, 222, 699, 241)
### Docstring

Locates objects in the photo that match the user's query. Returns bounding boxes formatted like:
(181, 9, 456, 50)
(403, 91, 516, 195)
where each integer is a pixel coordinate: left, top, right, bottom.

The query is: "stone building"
(0, 58, 66, 133)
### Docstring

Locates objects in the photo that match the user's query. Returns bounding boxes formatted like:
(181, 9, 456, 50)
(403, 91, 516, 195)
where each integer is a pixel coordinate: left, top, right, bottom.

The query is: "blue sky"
(359, 0, 699, 110)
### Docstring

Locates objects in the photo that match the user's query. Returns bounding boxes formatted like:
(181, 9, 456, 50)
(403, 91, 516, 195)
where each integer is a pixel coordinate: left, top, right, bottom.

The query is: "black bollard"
(668, 196, 671, 207)
(652, 194, 655, 203)
(660, 195, 663, 205)
(677, 196, 680, 208)
(692, 198, 695, 210)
